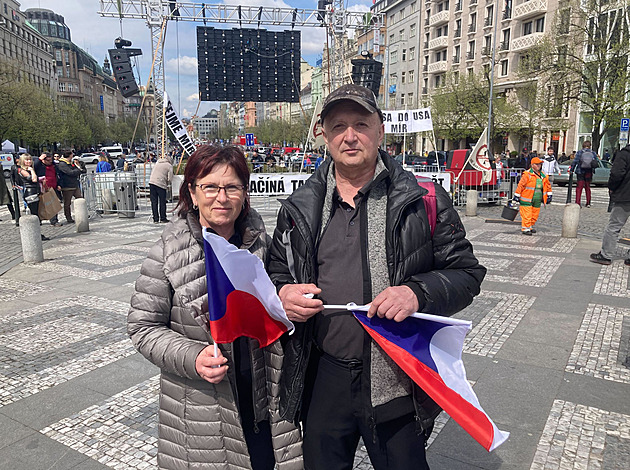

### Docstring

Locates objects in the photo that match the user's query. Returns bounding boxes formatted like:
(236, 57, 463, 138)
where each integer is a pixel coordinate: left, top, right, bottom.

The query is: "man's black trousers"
(149, 183, 167, 222)
(302, 350, 430, 470)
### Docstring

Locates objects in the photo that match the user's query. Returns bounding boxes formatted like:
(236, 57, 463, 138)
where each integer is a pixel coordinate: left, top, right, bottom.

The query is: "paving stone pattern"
(0, 202, 629, 469)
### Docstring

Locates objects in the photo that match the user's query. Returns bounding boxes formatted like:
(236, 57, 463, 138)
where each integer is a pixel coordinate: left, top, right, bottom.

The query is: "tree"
(429, 70, 523, 149)
(532, 0, 630, 150)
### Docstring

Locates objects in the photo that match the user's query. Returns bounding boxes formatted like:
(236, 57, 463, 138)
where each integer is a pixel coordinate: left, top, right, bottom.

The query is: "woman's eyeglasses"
(195, 183, 245, 198)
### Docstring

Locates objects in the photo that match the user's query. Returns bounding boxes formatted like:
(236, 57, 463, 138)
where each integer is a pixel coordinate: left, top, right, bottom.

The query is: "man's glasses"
(195, 183, 245, 198)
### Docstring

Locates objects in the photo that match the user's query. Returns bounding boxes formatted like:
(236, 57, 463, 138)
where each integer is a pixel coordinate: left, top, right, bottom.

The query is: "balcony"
(499, 40, 510, 51)
(468, 23, 477, 34)
(513, 0, 547, 21)
(466, 51, 475, 60)
(483, 17, 493, 28)
(454, 28, 462, 38)
(429, 10, 450, 26)
(481, 46, 491, 56)
(511, 31, 544, 51)
(428, 60, 448, 73)
(502, 8, 512, 20)
(428, 36, 449, 49)
(453, 54, 461, 64)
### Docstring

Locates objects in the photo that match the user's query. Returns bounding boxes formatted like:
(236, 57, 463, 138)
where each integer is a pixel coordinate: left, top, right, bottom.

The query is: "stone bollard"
(562, 203, 580, 238)
(19, 215, 44, 263)
(465, 190, 478, 216)
(102, 189, 115, 214)
(74, 198, 89, 233)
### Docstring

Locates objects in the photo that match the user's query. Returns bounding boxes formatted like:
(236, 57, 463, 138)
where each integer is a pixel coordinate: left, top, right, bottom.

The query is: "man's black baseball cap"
(320, 84, 383, 124)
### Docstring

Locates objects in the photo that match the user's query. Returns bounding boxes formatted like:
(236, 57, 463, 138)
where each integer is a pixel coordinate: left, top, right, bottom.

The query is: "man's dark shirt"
(314, 190, 366, 360)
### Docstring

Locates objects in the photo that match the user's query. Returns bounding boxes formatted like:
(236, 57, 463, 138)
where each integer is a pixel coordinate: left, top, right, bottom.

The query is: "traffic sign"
(621, 118, 629, 132)
(245, 133, 255, 147)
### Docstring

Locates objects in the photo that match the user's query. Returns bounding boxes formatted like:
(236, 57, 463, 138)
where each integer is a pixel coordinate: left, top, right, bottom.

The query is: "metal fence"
(449, 167, 525, 206)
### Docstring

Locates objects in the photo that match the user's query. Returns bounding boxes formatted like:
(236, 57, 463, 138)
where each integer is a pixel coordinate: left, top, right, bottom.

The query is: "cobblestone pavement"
(0, 197, 629, 469)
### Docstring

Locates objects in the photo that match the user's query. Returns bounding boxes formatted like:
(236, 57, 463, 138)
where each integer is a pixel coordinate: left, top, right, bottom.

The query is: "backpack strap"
(417, 180, 437, 237)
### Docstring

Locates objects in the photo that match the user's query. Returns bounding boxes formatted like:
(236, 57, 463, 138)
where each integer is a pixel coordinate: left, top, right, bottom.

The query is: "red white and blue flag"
(203, 229, 294, 347)
(347, 305, 509, 451)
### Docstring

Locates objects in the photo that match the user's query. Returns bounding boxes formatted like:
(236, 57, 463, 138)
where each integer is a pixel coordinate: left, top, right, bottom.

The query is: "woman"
(16, 153, 41, 217)
(128, 145, 301, 470)
(96, 154, 112, 172)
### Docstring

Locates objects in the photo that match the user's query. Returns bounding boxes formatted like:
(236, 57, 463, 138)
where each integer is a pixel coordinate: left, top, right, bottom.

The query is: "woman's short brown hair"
(176, 145, 250, 221)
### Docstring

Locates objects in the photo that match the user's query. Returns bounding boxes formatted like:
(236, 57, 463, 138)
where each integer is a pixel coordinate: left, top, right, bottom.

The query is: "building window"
(59, 82, 66, 92)
(409, 70, 415, 83)
(454, 44, 461, 63)
(500, 59, 508, 76)
(400, 8, 405, 21)
(409, 47, 415, 60)
(434, 75, 442, 88)
(523, 21, 532, 36)
(410, 23, 416, 37)
(535, 17, 544, 32)
(467, 40, 475, 59)
(410, 2, 416, 14)
(470, 13, 477, 32)
(390, 50, 398, 64)
(453, 70, 460, 84)
(402, 49, 406, 61)
(402, 71, 406, 84)
(437, 1, 449, 13)
(64, 50, 69, 63)
(399, 29, 405, 42)
(485, 5, 494, 27)
(401, 94, 405, 106)
(389, 33, 394, 44)
(436, 25, 449, 37)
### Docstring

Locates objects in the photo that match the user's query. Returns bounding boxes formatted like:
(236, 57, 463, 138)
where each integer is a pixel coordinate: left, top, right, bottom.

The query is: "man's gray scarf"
(320, 157, 412, 407)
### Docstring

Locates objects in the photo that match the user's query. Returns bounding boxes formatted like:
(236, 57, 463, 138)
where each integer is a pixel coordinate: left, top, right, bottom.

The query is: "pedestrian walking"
(590, 144, 630, 266)
(0, 169, 15, 220)
(266, 84, 486, 469)
(96, 155, 112, 172)
(571, 141, 597, 207)
(148, 154, 173, 223)
(16, 153, 41, 218)
(513, 156, 552, 235)
(542, 147, 560, 184)
(34, 153, 62, 226)
(57, 150, 86, 224)
(128, 145, 302, 470)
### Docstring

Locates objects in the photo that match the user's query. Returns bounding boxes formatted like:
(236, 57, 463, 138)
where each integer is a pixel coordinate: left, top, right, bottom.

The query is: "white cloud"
(185, 93, 200, 102)
(181, 108, 191, 118)
(165, 56, 198, 76)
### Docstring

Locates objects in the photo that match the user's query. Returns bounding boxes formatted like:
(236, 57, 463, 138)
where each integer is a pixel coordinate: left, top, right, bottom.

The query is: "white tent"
(1, 140, 26, 153)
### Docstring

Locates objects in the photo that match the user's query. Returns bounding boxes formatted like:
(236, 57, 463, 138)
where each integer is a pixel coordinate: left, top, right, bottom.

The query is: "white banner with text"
(382, 108, 434, 134)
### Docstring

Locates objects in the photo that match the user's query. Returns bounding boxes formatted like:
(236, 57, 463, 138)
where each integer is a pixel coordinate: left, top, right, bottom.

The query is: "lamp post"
(487, 2, 500, 161)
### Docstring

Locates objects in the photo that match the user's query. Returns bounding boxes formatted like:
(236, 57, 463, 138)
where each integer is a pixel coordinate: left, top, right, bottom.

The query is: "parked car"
(554, 159, 612, 186)
(77, 153, 100, 164)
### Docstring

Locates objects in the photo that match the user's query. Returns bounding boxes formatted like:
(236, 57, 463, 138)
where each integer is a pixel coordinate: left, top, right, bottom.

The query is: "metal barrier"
(449, 167, 525, 206)
(82, 171, 152, 216)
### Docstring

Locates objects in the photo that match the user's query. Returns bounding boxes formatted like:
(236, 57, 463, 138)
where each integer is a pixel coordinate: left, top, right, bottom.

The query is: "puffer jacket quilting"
(129, 210, 302, 469)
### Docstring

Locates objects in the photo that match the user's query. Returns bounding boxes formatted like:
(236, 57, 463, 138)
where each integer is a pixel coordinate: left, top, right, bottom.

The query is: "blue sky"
(18, 0, 371, 119)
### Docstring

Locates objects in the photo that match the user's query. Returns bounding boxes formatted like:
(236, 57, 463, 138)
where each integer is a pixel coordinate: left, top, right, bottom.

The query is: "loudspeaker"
(108, 47, 142, 97)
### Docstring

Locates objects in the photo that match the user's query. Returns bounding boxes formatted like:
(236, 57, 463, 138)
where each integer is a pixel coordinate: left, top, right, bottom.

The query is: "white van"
(100, 146, 124, 158)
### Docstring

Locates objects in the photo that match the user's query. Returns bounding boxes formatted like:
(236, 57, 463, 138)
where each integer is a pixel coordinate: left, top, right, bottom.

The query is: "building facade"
(193, 109, 219, 139)
(377, 0, 577, 154)
(25, 7, 127, 122)
(0, 0, 54, 91)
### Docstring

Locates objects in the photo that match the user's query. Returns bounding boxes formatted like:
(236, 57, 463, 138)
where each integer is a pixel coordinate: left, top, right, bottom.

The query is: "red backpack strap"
(417, 180, 437, 237)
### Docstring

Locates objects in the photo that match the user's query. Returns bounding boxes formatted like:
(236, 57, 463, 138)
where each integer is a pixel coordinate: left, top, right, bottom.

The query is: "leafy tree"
(531, 0, 630, 150)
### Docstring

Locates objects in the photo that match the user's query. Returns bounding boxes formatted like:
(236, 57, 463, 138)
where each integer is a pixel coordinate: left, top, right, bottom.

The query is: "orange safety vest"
(514, 169, 552, 205)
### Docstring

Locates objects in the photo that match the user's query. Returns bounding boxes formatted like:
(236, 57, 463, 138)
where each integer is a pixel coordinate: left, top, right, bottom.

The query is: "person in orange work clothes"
(513, 156, 552, 235)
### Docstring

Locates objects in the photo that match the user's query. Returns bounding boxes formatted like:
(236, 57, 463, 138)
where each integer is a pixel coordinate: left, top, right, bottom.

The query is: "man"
(57, 150, 86, 223)
(33, 153, 61, 226)
(513, 156, 552, 235)
(541, 147, 560, 184)
(148, 154, 173, 223)
(514, 148, 530, 169)
(267, 84, 486, 469)
(590, 144, 630, 266)
(571, 140, 596, 207)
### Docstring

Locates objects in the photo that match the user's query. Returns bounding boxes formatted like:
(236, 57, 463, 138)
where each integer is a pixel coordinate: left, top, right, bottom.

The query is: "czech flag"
(351, 306, 509, 451)
(203, 229, 294, 347)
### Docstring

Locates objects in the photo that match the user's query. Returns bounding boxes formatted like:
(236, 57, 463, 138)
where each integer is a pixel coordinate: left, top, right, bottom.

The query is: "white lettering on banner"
(249, 174, 311, 196)
(413, 172, 451, 192)
(382, 108, 434, 134)
(163, 91, 197, 157)
(249, 172, 450, 196)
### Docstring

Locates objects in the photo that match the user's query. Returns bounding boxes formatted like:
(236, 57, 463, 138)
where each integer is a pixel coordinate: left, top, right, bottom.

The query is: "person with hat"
(513, 156, 552, 235)
(266, 84, 486, 468)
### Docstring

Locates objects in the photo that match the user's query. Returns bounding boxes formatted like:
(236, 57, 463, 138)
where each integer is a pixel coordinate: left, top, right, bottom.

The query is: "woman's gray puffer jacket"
(128, 210, 303, 469)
